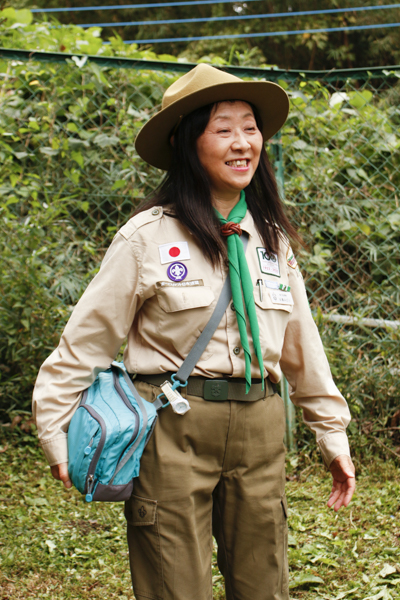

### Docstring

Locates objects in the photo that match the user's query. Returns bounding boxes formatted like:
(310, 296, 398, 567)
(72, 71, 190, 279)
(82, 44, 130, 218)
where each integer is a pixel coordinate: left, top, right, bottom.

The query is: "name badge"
(269, 290, 294, 306)
(156, 279, 203, 288)
(257, 248, 280, 277)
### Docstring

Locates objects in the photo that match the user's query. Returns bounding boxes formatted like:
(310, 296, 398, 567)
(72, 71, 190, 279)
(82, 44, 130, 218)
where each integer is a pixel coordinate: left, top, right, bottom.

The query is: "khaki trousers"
(125, 380, 289, 600)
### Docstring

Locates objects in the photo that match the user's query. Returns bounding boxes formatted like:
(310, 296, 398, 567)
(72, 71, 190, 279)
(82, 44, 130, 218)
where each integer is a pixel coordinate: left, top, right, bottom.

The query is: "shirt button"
(152, 208, 160, 215)
(230, 303, 235, 311)
(233, 346, 240, 355)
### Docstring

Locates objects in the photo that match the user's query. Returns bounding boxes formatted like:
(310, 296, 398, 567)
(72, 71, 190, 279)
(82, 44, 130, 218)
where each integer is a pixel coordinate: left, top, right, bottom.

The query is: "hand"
(50, 462, 72, 489)
(327, 454, 355, 512)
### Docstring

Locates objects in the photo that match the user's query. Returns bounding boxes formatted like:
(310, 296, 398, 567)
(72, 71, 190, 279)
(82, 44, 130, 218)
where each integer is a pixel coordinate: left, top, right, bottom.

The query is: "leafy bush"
(0, 11, 399, 457)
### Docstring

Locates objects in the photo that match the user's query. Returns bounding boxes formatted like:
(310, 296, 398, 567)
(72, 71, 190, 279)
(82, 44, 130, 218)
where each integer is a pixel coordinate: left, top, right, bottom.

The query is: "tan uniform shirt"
(32, 207, 351, 467)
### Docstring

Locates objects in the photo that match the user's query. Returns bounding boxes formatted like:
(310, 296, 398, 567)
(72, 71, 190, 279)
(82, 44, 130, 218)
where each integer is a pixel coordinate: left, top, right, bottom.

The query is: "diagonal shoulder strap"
(175, 232, 249, 383)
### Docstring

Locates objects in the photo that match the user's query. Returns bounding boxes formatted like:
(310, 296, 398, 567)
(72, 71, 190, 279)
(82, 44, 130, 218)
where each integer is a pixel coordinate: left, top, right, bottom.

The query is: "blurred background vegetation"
(9, 0, 400, 69)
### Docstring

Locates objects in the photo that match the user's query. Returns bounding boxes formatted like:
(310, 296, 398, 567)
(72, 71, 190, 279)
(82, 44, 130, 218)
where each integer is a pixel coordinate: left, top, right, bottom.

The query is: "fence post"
(270, 134, 296, 451)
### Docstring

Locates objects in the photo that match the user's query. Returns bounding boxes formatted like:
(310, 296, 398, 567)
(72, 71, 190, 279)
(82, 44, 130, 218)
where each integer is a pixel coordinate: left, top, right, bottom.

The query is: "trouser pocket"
(281, 493, 289, 596)
(125, 494, 163, 600)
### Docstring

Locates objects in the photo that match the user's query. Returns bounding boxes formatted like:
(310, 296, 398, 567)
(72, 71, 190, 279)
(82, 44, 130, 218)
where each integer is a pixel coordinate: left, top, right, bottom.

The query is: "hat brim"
(135, 80, 289, 171)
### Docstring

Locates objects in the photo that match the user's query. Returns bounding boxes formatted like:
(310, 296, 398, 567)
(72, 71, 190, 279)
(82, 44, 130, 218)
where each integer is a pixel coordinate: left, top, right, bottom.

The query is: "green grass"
(1, 427, 399, 600)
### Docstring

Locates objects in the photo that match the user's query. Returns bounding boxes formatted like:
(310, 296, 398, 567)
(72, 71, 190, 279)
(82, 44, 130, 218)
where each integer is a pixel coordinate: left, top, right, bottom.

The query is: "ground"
(0, 430, 399, 600)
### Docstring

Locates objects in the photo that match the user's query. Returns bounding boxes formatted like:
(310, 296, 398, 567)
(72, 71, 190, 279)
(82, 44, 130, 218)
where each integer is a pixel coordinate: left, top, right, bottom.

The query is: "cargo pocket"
(281, 493, 289, 596)
(125, 495, 163, 600)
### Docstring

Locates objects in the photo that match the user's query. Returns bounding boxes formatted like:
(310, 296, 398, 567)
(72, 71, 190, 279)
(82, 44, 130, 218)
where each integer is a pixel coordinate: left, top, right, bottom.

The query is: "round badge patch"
(167, 262, 188, 282)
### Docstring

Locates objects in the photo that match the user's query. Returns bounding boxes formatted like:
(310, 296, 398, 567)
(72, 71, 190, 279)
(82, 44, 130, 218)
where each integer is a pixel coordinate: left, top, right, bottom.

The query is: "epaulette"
(119, 207, 164, 240)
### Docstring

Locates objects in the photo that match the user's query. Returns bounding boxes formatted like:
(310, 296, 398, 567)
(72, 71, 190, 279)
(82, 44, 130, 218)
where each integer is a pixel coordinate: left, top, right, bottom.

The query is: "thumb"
(59, 463, 72, 489)
(51, 462, 72, 489)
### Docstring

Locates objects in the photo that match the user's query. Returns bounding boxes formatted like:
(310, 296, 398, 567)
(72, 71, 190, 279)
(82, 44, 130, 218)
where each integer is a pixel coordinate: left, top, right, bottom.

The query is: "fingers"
(327, 476, 356, 511)
(50, 463, 72, 489)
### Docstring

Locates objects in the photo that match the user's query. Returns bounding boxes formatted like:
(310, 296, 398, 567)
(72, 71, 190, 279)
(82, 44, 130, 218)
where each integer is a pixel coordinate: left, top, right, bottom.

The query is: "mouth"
(225, 159, 250, 170)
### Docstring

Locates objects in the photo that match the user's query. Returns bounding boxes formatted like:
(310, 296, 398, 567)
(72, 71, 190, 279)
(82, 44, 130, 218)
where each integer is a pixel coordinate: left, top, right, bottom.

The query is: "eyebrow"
(213, 112, 255, 121)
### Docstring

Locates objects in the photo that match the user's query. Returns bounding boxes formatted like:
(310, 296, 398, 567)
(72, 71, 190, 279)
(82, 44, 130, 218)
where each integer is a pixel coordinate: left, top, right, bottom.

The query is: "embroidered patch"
(156, 279, 203, 288)
(167, 262, 188, 282)
(159, 241, 190, 264)
(286, 246, 298, 270)
(257, 248, 280, 277)
(269, 290, 294, 306)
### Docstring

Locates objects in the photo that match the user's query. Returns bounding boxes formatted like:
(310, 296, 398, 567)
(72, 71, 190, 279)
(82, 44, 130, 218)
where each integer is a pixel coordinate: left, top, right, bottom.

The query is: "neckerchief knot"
(221, 222, 242, 237)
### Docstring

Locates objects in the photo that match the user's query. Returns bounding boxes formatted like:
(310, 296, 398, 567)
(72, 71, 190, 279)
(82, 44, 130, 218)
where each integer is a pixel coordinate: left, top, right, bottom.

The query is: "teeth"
(226, 160, 248, 167)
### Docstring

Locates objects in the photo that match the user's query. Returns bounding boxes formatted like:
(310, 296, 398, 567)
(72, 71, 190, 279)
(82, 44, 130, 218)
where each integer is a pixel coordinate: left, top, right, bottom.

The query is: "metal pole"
(270, 134, 297, 451)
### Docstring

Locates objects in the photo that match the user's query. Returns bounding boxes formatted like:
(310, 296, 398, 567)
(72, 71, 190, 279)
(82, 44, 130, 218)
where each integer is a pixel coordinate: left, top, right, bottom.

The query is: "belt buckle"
(203, 379, 229, 401)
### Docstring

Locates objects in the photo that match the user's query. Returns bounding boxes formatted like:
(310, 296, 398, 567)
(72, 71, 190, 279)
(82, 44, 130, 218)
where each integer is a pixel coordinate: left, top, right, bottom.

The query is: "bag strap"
(175, 232, 249, 384)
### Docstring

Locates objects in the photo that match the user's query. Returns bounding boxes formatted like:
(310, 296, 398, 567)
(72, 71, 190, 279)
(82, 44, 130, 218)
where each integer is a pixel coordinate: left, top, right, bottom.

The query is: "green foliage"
(1, 429, 399, 599)
(0, 15, 399, 453)
(7, 1, 400, 70)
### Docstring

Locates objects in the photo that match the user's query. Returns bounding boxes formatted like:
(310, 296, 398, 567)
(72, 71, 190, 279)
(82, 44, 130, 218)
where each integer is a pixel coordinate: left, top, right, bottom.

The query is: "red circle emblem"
(169, 246, 180, 257)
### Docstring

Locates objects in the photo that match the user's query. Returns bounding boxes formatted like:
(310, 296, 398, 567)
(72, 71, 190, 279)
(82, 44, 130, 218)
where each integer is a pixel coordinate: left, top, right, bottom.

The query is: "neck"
(212, 192, 241, 219)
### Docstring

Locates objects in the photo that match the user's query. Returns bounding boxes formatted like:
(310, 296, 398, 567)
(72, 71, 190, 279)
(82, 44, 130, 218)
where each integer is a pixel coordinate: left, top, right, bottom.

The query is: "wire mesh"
(1, 51, 399, 427)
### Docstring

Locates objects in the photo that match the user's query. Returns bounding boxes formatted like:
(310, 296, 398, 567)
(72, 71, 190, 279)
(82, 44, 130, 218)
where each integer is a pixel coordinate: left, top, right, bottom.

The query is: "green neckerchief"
(214, 190, 264, 393)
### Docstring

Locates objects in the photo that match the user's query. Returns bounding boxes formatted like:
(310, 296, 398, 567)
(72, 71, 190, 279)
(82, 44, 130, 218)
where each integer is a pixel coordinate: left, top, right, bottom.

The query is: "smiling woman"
(196, 101, 263, 214)
(33, 63, 355, 600)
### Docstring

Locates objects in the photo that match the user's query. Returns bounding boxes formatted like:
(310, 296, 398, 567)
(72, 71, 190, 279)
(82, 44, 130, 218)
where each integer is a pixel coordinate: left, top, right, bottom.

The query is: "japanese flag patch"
(159, 241, 190, 265)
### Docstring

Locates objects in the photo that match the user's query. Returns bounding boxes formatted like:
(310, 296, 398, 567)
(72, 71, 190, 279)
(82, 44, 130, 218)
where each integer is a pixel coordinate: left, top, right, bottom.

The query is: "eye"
(246, 126, 256, 132)
(218, 128, 230, 133)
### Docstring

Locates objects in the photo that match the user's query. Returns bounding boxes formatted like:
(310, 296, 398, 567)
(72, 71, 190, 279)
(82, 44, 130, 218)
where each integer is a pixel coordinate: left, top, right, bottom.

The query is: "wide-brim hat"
(135, 63, 289, 171)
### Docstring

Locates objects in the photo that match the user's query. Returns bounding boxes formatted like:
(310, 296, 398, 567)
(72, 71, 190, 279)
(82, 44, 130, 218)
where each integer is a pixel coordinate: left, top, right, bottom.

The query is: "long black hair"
(134, 101, 301, 266)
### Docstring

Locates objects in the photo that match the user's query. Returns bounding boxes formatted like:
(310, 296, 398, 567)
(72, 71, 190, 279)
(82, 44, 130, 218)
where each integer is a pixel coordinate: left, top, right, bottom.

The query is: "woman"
(33, 64, 355, 600)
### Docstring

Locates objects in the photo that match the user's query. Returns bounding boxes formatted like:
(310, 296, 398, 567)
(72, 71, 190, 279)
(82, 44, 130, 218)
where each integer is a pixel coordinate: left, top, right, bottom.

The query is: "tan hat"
(135, 63, 289, 170)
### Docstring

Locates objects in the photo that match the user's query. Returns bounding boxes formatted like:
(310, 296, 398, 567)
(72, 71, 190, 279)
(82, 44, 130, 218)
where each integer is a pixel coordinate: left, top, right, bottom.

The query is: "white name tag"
(269, 290, 294, 305)
(264, 280, 280, 290)
(257, 248, 280, 277)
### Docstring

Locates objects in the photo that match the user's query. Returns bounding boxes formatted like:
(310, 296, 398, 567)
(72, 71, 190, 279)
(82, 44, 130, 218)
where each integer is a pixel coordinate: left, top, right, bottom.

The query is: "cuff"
(318, 431, 351, 468)
(40, 434, 68, 467)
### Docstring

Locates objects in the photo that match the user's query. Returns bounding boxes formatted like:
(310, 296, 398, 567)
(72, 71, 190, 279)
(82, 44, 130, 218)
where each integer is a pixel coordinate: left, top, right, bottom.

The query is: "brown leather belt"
(134, 372, 277, 402)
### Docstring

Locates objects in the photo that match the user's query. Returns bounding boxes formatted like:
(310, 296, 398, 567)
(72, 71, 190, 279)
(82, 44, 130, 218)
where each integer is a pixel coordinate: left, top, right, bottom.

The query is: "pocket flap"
(156, 286, 215, 313)
(125, 494, 157, 526)
(254, 289, 293, 314)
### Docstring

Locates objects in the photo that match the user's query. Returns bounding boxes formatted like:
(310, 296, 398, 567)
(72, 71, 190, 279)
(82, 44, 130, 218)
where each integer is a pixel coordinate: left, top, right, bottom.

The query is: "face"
(196, 101, 263, 201)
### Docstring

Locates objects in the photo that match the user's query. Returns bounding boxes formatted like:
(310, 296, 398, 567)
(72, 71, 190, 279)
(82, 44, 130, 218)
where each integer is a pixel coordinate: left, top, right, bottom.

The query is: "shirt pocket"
(253, 289, 293, 363)
(254, 289, 294, 314)
(154, 286, 216, 360)
(156, 285, 215, 312)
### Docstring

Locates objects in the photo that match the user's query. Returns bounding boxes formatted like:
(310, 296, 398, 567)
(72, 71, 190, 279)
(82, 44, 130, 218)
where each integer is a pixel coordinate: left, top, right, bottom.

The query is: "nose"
(231, 130, 251, 151)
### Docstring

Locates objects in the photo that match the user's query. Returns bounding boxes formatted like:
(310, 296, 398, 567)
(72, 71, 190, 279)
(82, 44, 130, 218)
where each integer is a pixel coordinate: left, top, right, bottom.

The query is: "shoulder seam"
(119, 207, 163, 241)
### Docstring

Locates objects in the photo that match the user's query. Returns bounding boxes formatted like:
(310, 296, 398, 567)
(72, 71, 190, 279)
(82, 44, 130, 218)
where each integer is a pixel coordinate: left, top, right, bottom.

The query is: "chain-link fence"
(1, 48, 399, 449)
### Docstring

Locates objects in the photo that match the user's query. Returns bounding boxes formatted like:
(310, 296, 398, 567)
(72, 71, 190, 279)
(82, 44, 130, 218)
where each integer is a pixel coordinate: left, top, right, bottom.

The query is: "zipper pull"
(85, 474, 95, 503)
(84, 437, 94, 455)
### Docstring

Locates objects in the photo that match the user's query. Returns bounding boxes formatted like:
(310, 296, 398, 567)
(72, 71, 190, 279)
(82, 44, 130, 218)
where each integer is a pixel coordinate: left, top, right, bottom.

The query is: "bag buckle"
(203, 379, 229, 401)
